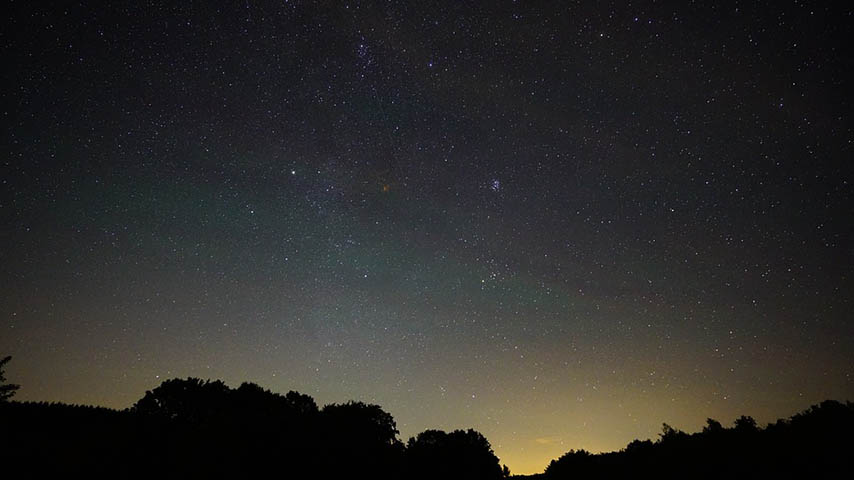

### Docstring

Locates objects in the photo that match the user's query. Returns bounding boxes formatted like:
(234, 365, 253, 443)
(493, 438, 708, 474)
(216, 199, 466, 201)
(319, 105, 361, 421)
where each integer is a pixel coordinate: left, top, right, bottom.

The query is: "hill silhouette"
(1, 360, 851, 479)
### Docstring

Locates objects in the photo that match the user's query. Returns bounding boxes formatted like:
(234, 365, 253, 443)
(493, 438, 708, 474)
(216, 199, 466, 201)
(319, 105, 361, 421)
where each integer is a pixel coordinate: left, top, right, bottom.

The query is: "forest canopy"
(1, 368, 851, 479)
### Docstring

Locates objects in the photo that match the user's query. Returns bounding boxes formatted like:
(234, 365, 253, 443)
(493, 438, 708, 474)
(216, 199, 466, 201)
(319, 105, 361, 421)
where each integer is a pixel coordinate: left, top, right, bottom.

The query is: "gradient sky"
(2, 1, 852, 474)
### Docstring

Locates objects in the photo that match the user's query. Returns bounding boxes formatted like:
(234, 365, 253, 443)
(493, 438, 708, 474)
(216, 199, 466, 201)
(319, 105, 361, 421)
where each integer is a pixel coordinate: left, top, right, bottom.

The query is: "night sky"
(2, 1, 853, 474)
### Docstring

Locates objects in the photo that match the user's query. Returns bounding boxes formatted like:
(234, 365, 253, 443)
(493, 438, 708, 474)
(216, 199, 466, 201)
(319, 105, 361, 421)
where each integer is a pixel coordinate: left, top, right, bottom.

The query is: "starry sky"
(2, 0, 853, 474)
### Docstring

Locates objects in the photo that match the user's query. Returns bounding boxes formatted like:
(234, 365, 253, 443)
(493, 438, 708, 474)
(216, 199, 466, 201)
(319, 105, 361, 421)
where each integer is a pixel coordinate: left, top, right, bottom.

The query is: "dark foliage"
(543, 400, 854, 479)
(0, 356, 20, 401)
(0, 376, 474, 479)
(128, 378, 322, 477)
(0, 401, 144, 477)
(2, 373, 851, 479)
(405, 428, 505, 480)
(320, 401, 404, 478)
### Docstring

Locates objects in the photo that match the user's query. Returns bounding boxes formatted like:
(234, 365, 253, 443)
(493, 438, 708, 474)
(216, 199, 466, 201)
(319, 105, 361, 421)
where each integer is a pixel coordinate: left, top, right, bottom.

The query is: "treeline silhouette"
(0, 377, 506, 479)
(2, 362, 853, 478)
(529, 400, 854, 479)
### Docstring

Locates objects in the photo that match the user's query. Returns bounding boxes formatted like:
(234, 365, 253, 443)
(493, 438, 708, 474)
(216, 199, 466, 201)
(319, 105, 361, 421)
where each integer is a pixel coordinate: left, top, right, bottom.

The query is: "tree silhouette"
(322, 400, 401, 446)
(126, 377, 329, 476)
(702, 418, 724, 434)
(0, 356, 20, 401)
(542, 401, 854, 479)
(131, 377, 231, 423)
(625, 438, 654, 453)
(659, 422, 686, 441)
(544, 449, 595, 477)
(405, 428, 504, 480)
(733, 415, 757, 432)
(320, 401, 404, 479)
(4, 370, 852, 479)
